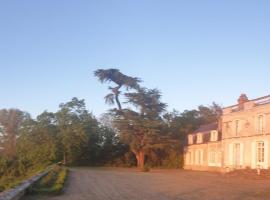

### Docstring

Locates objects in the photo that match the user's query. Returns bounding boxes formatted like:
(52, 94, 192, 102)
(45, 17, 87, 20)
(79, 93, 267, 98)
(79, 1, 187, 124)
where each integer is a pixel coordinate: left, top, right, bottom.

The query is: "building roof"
(192, 122, 218, 135)
(223, 94, 270, 110)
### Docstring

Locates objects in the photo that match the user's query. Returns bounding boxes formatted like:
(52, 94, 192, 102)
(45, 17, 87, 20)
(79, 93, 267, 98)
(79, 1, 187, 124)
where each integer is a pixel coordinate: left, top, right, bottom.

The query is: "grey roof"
(192, 122, 218, 135)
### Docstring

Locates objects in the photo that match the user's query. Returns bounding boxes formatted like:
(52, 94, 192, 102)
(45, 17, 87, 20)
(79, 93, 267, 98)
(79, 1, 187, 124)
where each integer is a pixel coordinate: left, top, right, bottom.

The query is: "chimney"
(238, 93, 249, 110)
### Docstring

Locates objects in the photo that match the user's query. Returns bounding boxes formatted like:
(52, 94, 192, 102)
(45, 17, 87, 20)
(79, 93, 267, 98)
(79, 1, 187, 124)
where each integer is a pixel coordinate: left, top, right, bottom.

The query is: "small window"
(197, 134, 203, 143)
(188, 135, 193, 145)
(211, 131, 218, 141)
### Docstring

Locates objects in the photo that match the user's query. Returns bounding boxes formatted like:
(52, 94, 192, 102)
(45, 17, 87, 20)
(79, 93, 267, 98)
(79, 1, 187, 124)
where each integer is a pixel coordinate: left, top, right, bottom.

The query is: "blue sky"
(1, 0, 270, 118)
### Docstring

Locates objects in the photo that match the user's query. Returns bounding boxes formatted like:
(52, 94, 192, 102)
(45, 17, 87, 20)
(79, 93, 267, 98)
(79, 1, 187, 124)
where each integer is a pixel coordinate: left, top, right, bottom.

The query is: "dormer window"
(188, 135, 193, 145)
(210, 130, 218, 141)
(197, 133, 203, 143)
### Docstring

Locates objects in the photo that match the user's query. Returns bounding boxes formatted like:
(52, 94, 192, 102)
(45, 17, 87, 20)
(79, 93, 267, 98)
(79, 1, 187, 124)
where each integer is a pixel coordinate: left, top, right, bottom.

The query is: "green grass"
(0, 166, 48, 192)
(28, 165, 68, 195)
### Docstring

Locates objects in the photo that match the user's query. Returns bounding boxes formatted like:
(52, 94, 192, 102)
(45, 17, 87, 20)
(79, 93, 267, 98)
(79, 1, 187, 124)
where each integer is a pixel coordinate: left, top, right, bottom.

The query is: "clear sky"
(1, 0, 270, 118)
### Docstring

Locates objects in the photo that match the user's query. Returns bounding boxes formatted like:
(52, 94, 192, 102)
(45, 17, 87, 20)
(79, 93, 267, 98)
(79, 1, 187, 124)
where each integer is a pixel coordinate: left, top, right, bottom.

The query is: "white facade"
(184, 94, 270, 171)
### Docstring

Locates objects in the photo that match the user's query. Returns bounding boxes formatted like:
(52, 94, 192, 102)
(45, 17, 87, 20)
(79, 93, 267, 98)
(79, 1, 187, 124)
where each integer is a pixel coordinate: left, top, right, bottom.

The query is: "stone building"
(184, 94, 270, 172)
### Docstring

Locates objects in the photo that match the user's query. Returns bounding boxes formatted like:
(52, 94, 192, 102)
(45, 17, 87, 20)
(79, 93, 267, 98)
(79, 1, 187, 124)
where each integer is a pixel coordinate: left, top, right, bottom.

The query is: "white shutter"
(251, 141, 256, 169)
(191, 151, 193, 165)
(240, 143, 244, 166)
(201, 150, 204, 165)
(263, 140, 268, 169)
(229, 143, 233, 166)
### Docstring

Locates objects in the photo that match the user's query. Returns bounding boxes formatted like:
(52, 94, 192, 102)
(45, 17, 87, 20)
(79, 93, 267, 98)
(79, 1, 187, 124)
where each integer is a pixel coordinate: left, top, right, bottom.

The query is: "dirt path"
(23, 168, 270, 200)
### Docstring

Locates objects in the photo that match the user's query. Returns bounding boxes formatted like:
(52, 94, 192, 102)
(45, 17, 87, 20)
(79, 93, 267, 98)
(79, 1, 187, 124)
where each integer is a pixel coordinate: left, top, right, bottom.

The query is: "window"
(209, 152, 216, 165)
(208, 151, 222, 166)
(188, 135, 193, 145)
(234, 120, 241, 136)
(258, 115, 264, 133)
(195, 150, 203, 165)
(210, 131, 218, 141)
(256, 141, 264, 163)
(197, 134, 203, 143)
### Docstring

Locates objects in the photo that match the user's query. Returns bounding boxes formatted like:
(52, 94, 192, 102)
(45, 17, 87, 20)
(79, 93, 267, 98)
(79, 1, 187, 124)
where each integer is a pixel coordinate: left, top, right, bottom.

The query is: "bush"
(141, 165, 150, 172)
(28, 166, 68, 195)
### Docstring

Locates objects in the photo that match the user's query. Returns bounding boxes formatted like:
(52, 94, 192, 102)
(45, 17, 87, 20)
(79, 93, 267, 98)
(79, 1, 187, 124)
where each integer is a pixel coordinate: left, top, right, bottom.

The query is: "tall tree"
(0, 109, 30, 158)
(113, 88, 167, 169)
(56, 98, 90, 165)
(94, 68, 141, 110)
(198, 102, 222, 124)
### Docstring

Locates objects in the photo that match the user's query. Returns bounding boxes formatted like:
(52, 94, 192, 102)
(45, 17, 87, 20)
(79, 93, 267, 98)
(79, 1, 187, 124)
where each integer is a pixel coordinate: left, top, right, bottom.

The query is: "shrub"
(28, 166, 68, 195)
(141, 165, 150, 172)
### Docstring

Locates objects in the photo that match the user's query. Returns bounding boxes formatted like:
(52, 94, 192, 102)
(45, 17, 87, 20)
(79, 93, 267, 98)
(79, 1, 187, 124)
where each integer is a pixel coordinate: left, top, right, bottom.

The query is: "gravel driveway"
(23, 168, 270, 200)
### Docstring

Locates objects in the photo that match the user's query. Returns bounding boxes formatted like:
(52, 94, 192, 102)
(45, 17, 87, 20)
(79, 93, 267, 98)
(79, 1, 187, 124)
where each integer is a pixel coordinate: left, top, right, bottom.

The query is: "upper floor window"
(234, 120, 241, 136)
(188, 135, 193, 145)
(257, 115, 265, 133)
(210, 130, 218, 141)
(197, 134, 203, 143)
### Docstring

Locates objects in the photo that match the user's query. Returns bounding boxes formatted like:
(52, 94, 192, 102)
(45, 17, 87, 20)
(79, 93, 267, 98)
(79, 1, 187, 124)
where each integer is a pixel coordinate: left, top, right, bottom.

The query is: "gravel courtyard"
(23, 168, 270, 200)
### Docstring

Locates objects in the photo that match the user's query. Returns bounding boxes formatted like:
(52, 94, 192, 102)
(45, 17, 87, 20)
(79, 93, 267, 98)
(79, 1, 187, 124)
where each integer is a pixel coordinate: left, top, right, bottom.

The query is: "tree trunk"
(133, 150, 145, 169)
(112, 86, 122, 110)
(115, 94, 122, 110)
(63, 152, 67, 165)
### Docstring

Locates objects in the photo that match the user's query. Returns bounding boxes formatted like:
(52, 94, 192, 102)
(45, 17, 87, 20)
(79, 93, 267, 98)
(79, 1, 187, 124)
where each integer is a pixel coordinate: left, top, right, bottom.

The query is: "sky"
(1, 0, 270, 118)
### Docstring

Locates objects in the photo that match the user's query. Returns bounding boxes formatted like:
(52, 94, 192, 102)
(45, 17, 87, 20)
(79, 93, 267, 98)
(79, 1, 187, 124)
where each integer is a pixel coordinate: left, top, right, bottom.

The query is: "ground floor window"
(256, 141, 265, 163)
(208, 151, 221, 167)
(195, 150, 203, 165)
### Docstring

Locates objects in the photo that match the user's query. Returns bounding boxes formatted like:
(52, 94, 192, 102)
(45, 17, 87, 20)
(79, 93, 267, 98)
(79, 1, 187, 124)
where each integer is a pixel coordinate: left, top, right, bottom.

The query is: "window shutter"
(263, 140, 268, 169)
(240, 143, 244, 166)
(200, 150, 204, 165)
(229, 143, 233, 166)
(190, 151, 193, 165)
(251, 141, 256, 169)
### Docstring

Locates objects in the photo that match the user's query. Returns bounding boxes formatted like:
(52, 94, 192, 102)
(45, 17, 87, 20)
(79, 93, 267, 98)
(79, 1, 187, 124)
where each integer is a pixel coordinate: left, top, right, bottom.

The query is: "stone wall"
(0, 170, 49, 200)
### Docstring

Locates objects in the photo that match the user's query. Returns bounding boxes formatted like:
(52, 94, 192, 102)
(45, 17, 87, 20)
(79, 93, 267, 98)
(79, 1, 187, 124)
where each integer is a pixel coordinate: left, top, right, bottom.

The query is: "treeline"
(0, 69, 221, 188)
(0, 99, 125, 181)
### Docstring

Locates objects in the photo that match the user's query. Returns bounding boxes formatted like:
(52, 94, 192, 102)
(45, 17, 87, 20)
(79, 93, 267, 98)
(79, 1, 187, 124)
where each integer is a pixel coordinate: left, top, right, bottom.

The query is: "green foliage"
(0, 69, 223, 192)
(28, 166, 68, 195)
(96, 68, 222, 169)
(0, 156, 46, 192)
(94, 68, 141, 110)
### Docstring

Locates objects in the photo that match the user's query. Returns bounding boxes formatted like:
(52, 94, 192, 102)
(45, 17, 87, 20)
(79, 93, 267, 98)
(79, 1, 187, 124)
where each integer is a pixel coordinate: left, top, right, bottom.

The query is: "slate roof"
(192, 122, 218, 135)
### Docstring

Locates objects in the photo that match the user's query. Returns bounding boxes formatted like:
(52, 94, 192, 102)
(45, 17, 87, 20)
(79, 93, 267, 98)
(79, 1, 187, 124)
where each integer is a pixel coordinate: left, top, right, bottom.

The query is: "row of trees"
(0, 68, 222, 179)
(0, 99, 127, 182)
